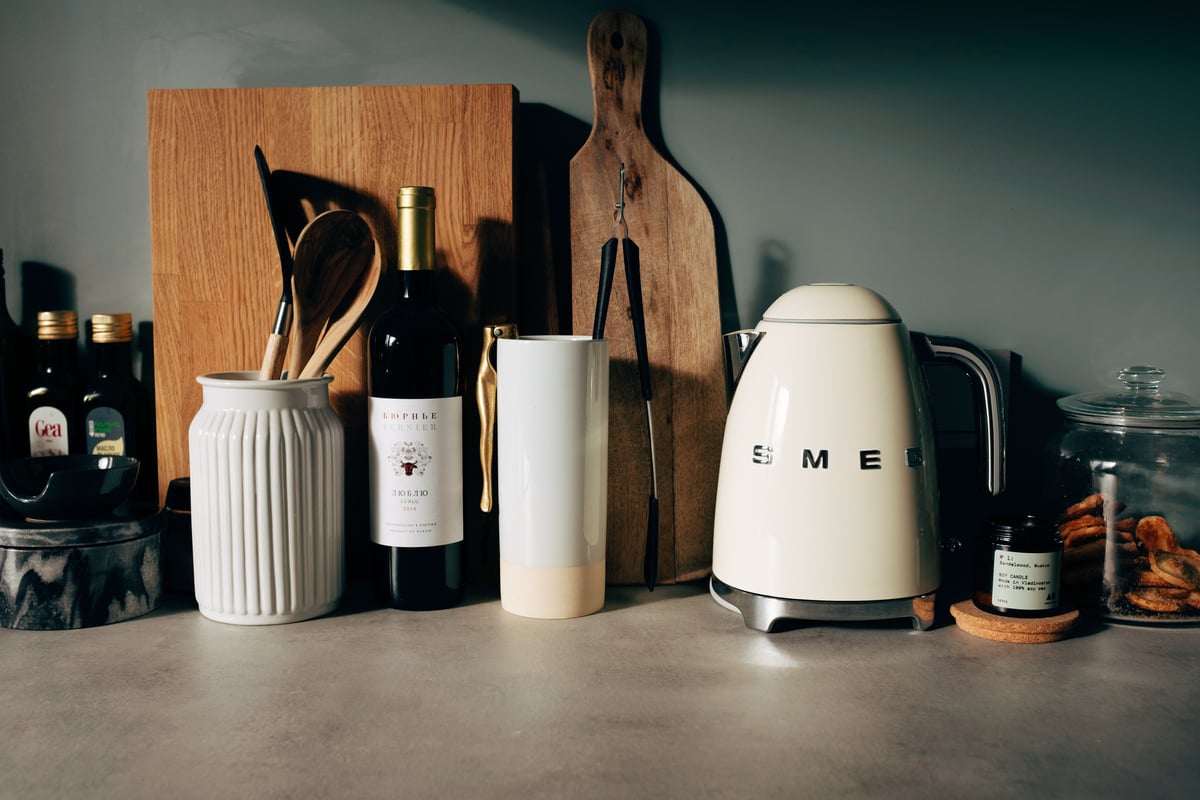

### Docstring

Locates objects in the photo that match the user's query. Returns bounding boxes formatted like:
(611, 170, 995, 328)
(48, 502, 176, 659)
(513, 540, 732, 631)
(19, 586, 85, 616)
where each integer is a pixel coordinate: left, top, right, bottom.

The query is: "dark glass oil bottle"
(82, 313, 137, 457)
(26, 310, 80, 457)
(367, 186, 464, 610)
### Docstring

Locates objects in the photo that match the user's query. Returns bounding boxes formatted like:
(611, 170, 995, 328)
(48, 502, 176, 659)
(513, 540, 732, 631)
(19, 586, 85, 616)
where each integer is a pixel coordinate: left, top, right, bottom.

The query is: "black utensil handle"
(592, 237, 618, 339)
(254, 145, 294, 297)
(643, 495, 659, 591)
(623, 238, 652, 401)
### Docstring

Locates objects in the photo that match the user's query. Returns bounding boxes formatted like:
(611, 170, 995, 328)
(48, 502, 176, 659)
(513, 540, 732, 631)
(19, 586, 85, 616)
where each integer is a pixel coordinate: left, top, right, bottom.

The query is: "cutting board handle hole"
(610, 32, 624, 50)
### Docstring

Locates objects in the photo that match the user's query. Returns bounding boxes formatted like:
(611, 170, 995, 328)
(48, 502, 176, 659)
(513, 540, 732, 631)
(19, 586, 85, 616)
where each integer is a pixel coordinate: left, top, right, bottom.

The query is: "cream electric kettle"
(710, 284, 1005, 632)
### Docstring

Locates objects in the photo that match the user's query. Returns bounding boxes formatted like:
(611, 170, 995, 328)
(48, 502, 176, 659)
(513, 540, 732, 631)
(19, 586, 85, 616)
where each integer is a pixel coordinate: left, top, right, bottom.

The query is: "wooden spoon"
(286, 209, 375, 380)
(297, 239, 383, 380)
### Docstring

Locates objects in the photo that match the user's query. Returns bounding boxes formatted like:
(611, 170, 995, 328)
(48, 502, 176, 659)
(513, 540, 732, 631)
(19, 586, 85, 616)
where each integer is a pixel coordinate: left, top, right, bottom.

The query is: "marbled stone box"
(0, 508, 162, 630)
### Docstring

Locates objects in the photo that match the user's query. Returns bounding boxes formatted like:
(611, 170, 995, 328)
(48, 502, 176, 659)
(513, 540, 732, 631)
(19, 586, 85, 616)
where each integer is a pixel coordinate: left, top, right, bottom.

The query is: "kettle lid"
(762, 283, 902, 323)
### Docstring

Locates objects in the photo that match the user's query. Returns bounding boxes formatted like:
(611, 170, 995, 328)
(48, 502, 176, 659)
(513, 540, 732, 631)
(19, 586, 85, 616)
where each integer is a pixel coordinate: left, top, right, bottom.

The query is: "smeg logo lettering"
(751, 446, 895, 471)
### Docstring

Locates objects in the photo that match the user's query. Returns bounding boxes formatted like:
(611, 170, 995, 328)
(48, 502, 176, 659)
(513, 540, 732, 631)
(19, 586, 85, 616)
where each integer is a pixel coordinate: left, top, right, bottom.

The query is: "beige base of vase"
(500, 560, 605, 619)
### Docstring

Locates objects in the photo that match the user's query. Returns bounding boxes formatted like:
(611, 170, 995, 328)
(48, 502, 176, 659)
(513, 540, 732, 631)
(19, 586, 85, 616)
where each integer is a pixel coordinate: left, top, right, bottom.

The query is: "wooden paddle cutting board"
(570, 12, 725, 585)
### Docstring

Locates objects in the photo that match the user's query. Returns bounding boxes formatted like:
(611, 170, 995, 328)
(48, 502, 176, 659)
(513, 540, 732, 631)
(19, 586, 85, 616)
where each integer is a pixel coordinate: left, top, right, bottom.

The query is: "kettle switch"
(906, 448, 924, 467)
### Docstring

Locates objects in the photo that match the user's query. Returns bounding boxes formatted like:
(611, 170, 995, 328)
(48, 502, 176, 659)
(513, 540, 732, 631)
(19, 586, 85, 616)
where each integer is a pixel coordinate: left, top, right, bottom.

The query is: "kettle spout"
(723, 329, 763, 399)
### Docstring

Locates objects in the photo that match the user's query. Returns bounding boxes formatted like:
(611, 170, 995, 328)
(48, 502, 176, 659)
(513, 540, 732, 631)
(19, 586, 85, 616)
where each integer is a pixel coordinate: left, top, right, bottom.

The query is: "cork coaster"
(950, 600, 1080, 644)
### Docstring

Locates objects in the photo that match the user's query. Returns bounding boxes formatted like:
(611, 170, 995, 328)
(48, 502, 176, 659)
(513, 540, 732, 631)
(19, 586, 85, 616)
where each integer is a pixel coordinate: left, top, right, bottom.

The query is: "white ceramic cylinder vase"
(497, 336, 609, 619)
(188, 371, 344, 624)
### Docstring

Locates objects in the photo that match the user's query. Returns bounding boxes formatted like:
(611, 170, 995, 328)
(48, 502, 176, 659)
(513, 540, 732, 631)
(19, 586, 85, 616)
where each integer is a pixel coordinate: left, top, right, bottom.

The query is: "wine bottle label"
(368, 395, 464, 548)
(86, 407, 127, 455)
(29, 405, 70, 456)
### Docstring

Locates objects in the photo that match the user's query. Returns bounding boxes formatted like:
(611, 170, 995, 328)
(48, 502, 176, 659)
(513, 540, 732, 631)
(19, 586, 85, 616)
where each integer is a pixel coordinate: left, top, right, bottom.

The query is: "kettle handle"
(912, 333, 1007, 496)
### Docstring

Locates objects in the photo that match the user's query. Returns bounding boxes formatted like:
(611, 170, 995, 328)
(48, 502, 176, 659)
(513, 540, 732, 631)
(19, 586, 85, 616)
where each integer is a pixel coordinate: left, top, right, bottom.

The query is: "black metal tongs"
(592, 163, 660, 591)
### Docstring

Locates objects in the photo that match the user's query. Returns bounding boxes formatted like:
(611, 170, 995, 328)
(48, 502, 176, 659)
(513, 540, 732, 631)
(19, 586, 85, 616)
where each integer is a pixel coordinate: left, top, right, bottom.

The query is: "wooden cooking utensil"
(287, 209, 375, 380)
(297, 237, 383, 380)
(569, 11, 726, 584)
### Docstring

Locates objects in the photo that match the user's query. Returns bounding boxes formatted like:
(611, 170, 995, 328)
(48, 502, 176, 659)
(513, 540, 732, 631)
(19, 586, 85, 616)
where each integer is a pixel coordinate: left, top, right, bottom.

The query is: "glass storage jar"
(1053, 366, 1200, 623)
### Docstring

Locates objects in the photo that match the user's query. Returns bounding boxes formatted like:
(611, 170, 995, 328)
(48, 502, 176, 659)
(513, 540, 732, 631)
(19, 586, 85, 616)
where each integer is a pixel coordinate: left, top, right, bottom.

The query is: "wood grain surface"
(148, 85, 517, 581)
(570, 13, 725, 584)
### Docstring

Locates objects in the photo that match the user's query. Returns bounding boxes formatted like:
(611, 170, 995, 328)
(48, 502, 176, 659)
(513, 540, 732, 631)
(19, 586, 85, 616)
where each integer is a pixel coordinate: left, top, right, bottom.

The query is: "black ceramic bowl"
(0, 455, 140, 521)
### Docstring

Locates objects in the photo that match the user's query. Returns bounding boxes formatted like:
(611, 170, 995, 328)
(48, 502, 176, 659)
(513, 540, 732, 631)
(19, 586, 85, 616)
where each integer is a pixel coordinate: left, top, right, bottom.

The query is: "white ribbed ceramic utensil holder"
(189, 371, 344, 624)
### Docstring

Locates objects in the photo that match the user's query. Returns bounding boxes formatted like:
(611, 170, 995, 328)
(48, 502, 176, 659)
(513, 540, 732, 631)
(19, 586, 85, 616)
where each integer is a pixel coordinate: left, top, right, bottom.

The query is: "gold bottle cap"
(397, 185, 435, 210)
(91, 312, 134, 343)
(36, 310, 78, 340)
(396, 186, 436, 272)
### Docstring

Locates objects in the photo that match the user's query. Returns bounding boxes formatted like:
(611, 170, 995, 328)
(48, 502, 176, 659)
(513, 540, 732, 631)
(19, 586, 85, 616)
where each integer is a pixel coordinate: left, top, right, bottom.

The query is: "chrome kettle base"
(709, 576, 936, 633)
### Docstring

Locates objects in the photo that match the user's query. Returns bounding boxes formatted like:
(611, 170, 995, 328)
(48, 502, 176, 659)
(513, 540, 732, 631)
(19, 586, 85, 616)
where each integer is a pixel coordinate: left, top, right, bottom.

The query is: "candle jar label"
(991, 550, 1061, 611)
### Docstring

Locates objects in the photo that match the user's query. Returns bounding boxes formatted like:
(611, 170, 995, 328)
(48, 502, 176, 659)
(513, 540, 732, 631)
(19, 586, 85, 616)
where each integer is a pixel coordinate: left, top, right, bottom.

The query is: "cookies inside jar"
(1060, 492, 1200, 620)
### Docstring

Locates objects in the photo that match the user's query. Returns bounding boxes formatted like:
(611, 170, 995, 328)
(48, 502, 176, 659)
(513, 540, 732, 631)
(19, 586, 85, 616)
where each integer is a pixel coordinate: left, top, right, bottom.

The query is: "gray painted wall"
(2, 0, 1197, 406)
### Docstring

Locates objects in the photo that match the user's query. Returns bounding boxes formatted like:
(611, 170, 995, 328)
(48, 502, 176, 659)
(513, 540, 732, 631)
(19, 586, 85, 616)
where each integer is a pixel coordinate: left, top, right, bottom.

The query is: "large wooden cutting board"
(570, 13, 725, 584)
(148, 85, 517, 580)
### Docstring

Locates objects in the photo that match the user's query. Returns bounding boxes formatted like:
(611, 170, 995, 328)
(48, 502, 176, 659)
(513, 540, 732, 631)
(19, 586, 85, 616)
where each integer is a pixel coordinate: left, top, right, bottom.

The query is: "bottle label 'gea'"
(368, 396, 463, 547)
(29, 406, 70, 456)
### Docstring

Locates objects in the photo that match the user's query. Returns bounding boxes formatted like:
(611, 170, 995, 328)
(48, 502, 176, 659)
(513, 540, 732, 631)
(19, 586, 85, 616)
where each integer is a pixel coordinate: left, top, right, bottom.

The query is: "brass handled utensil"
(477, 323, 519, 512)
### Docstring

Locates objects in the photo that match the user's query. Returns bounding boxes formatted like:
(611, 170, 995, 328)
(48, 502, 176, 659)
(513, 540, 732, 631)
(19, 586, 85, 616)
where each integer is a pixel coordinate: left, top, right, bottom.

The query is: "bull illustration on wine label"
(389, 441, 432, 477)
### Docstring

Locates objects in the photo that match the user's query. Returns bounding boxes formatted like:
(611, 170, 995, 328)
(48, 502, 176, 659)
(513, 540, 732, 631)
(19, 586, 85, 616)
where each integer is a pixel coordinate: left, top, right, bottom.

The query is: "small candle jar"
(974, 515, 1063, 617)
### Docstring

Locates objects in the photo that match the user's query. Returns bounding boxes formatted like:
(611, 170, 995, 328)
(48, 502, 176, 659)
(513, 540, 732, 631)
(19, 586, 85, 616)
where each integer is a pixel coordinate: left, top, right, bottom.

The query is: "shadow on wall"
(451, 0, 1200, 356)
(748, 241, 794, 327)
(443, 1, 1200, 88)
(19, 262, 76, 335)
(638, 16, 740, 337)
(515, 102, 587, 335)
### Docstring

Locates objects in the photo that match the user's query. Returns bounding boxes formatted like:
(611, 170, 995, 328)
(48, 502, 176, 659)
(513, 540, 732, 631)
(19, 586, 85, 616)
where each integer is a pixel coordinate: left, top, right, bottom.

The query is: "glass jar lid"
(1057, 366, 1200, 429)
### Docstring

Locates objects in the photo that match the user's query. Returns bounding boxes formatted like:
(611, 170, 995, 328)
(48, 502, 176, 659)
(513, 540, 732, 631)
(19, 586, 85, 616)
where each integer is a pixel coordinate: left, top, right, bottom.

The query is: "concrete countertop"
(2, 583, 1198, 799)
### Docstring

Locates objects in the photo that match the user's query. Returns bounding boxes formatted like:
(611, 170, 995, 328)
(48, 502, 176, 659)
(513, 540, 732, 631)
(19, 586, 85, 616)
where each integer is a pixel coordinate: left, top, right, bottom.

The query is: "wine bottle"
(82, 313, 137, 457)
(367, 186, 465, 610)
(0, 250, 31, 460)
(26, 310, 80, 457)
